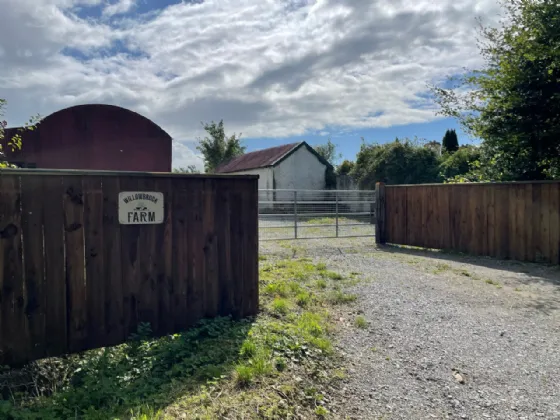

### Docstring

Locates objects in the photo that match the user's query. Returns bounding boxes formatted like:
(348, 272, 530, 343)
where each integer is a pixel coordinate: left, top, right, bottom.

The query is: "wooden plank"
(203, 179, 219, 318)
(120, 176, 141, 338)
(384, 188, 392, 242)
(155, 178, 173, 335)
(408, 188, 422, 247)
(540, 184, 551, 263)
(135, 177, 158, 332)
(188, 179, 205, 324)
(171, 183, 189, 331)
(422, 186, 432, 248)
(478, 186, 489, 256)
(215, 179, 233, 317)
(449, 186, 461, 251)
(494, 185, 510, 260)
(393, 188, 403, 244)
(486, 185, 496, 258)
(532, 185, 543, 262)
(101, 176, 124, 346)
(459, 186, 471, 254)
(375, 183, 386, 244)
(524, 184, 534, 262)
(21, 175, 46, 361)
(83, 177, 105, 348)
(507, 185, 518, 260)
(514, 184, 526, 261)
(439, 186, 451, 250)
(0, 175, 26, 365)
(244, 178, 259, 317)
(550, 183, 560, 265)
(42, 176, 67, 358)
(468, 186, 482, 256)
(63, 176, 87, 353)
(229, 187, 244, 319)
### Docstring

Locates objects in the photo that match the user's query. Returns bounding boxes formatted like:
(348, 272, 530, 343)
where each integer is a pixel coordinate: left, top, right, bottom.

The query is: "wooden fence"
(377, 181, 560, 264)
(0, 170, 259, 366)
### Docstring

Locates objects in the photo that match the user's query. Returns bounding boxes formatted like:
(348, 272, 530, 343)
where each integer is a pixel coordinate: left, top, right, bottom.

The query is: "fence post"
(335, 191, 339, 238)
(375, 182, 386, 244)
(294, 190, 298, 239)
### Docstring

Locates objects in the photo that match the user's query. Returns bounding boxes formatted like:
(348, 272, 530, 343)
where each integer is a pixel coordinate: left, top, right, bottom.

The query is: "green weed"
(354, 315, 368, 329)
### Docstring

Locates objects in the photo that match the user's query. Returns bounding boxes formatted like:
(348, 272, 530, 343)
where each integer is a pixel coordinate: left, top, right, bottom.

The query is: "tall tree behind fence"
(0, 170, 259, 366)
(377, 182, 560, 264)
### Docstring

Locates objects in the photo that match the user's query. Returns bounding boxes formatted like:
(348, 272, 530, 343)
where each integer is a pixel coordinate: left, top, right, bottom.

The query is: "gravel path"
(261, 239, 560, 420)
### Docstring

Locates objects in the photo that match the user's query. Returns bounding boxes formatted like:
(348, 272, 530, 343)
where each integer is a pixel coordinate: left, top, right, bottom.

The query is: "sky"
(0, 0, 502, 170)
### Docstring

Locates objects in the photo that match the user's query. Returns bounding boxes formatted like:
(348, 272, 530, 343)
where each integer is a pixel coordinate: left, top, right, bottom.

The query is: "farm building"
(215, 141, 333, 191)
(2, 104, 172, 172)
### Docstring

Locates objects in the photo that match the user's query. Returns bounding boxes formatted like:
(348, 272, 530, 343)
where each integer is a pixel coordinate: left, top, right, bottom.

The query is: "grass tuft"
(354, 315, 368, 329)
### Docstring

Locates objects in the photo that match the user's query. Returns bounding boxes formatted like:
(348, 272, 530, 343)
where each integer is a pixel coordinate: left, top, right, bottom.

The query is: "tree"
(431, 0, 560, 180)
(441, 129, 459, 153)
(314, 139, 341, 166)
(337, 160, 355, 176)
(0, 99, 39, 168)
(351, 138, 442, 189)
(172, 165, 200, 174)
(196, 120, 245, 173)
(439, 145, 482, 181)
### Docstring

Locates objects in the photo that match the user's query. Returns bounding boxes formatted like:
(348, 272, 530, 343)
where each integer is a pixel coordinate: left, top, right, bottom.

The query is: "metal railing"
(259, 189, 376, 240)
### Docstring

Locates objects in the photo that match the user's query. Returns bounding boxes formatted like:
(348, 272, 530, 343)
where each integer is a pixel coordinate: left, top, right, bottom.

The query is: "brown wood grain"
(532, 185, 543, 261)
(136, 177, 158, 332)
(485, 186, 496, 257)
(203, 179, 219, 318)
(245, 179, 260, 317)
(230, 188, 244, 319)
(155, 178, 173, 335)
(101, 176, 124, 346)
(0, 172, 260, 366)
(83, 177, 105, 347)
(119, 176, 141, 339)
(42, 176, 67, 358)
(188, 179, 205, 324)
(171, 184, 189, 331)
(216, 179, 233, 317)
(0, 175, 26, 365)
(524, 184, 534, 262)
(540, 184, 551, 262)
(549, 183, 560, 264)
(21, 175, 46, 361)
(63, 176, 87, 353)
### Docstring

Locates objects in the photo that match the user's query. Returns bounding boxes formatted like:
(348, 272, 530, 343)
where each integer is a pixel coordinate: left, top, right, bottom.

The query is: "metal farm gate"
(259, 189, 376, 240)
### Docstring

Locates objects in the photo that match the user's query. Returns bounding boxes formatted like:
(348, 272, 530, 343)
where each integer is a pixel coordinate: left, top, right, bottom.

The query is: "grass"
(354, 316, 368, 329)
(1, 257, 354, 419)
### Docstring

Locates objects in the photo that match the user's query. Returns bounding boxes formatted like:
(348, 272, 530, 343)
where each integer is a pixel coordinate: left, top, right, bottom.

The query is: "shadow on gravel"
(379, 244, 560, 284)
(378, 245, 560, 314)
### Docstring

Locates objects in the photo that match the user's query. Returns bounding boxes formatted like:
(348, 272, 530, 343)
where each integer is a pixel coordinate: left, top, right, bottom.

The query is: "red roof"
(215, 142, 301, 173)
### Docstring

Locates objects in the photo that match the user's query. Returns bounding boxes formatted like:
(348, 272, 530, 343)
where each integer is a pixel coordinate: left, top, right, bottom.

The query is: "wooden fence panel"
(384, 182, 560, 265)
(21, 176, 46, 361)
(42, 176, 67, 357)
(0, 170, 259, 366)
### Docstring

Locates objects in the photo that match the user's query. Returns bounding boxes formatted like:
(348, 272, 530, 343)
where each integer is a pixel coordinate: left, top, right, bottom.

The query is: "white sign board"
(118, 192, 164, 225)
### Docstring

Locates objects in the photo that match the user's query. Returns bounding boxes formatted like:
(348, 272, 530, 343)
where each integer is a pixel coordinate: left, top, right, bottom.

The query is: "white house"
(215, 141, 333, 191)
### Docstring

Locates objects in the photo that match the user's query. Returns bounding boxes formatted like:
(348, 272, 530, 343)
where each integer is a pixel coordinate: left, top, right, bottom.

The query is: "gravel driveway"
(261, 239, 560, 420)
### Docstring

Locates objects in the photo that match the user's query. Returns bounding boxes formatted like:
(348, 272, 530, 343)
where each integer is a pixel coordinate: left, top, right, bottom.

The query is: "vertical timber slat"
(83, 176, 105, 347)
(63, 176, 87, 354)
(42, 176, 67, 358)
(21, 175, 46, 361)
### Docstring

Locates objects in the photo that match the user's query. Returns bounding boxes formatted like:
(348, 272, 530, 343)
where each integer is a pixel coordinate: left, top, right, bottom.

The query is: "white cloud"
(172, 141, 204, 171)
(103, 0, 136, 17)
(0, 0, 502, 160)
